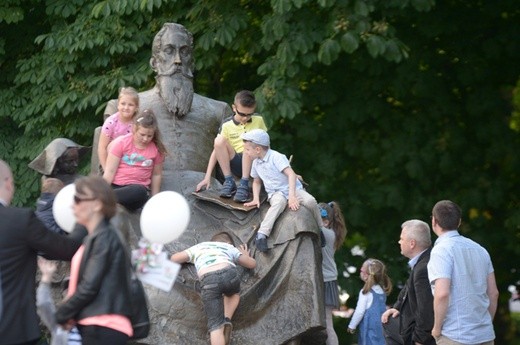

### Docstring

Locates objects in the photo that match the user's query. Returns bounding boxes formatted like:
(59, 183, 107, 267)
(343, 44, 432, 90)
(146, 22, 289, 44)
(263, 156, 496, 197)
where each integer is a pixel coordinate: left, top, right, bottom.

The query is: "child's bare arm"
(244, 178, 262, 208)
(237, 244, 256, 269)
(37, 257, 57, 284)
(283, 167, 300, 210)
(170, 251, 189, 264)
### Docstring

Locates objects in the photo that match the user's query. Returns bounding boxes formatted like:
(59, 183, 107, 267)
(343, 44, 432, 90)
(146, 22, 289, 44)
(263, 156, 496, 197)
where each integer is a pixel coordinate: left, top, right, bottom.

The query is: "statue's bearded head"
(150, 23, 194, 118)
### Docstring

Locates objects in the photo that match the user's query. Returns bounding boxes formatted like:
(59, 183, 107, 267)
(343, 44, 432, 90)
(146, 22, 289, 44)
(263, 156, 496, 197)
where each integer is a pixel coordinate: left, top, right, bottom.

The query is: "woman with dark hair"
(55, 176, 133, 344)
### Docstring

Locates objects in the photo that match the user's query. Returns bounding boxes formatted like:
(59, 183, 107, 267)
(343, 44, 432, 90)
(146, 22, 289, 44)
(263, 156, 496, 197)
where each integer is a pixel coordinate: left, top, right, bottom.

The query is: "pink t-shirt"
(101, 112, 133, 140)
(68, 245, 133, 337)
(110, 133, 164, 187)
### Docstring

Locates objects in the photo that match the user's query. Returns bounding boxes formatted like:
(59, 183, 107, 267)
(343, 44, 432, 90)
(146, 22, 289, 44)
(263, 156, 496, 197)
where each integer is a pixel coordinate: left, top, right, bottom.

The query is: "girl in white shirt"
(347, 258, 392, 345)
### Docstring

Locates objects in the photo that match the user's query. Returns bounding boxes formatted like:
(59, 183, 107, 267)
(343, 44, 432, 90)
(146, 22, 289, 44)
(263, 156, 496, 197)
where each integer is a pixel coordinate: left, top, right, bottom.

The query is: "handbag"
(128, 270, 150, 340)
(115, 228, 150, 340)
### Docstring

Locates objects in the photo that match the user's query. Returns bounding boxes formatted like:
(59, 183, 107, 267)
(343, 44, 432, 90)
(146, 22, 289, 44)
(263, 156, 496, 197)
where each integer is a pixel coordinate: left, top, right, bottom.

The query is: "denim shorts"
(200, 267, 240, 332)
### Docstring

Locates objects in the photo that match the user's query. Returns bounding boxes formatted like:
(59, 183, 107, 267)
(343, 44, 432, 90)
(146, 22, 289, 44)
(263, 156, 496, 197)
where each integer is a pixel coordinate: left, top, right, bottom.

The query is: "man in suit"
(382, 219, 435, 345)
(0, 159, 85, 345)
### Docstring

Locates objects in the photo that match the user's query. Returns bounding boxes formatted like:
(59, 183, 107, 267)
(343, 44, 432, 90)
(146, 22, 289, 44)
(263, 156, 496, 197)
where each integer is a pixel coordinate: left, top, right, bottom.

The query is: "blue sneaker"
(233, 184, 250, 202)
(219, 179, 237, 198)
(255, 236, 268, 252)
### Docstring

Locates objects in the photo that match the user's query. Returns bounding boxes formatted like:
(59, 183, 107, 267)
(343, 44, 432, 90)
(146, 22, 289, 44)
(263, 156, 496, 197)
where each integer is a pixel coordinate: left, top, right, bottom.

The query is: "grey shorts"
(200, 267, 240, 332)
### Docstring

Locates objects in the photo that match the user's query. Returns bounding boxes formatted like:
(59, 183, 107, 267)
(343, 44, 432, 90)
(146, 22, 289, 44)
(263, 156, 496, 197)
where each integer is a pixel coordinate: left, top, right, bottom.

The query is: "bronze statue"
(29, 138, 89, 186)
(102, 23, 326, 345)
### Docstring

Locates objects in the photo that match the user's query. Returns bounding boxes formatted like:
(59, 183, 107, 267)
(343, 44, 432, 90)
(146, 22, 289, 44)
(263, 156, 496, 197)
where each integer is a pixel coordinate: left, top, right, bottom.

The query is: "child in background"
(36, 178, 65, 234)
(37, 257, 81, 345)
(242, 129, 322, 252)
(98, 87, 139, 172)
(319, 201, 347, 345)
(170, 232, 256, 345)
(347, 258, 392, 345)
(103, 109, 167, 212)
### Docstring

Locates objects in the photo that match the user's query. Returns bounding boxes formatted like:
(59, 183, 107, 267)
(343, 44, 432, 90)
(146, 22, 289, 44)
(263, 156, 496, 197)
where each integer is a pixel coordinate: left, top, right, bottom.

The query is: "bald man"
(0, 159, 85, 345)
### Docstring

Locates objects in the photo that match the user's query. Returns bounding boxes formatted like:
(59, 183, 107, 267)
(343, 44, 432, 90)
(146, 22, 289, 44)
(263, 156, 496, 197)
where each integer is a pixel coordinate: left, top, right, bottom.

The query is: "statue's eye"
(179, 47, 191, 57)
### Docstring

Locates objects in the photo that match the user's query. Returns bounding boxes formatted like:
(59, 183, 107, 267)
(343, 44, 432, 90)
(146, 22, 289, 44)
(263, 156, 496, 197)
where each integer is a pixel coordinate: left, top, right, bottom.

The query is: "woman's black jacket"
(56, 219, 131, 324)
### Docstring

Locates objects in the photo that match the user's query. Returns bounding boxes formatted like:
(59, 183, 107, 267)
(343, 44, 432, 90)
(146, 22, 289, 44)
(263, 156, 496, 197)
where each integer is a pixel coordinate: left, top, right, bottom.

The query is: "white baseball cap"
(241, 129, 270, 146)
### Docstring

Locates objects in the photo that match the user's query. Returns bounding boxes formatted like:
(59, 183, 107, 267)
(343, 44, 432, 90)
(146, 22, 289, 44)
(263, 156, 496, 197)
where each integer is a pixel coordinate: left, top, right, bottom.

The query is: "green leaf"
(318, 38, 340, 65)
(354, 0, 369, 16)
(340, 32, 359, 53)
(272, 0, 292, 14)
(366, 34, 384, 58)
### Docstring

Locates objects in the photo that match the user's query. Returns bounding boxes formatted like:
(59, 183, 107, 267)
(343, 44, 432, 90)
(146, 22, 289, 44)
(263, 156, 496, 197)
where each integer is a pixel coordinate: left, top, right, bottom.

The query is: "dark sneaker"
(233, 184, 250, 202)
(223, 322, 233, 345)
(219, 179, 237, 198)
(255, 236, 268, 252)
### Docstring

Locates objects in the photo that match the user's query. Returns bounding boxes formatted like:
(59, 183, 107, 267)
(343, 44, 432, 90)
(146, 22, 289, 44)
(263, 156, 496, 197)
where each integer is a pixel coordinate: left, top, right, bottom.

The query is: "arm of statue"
(103, 152, 120, 184)
(237, 244, 256, 269)
(283, 167, 300, 211)
(244, 178, 262, 208)
(196, 149, 218, 192)
(150, 163, 163, 196)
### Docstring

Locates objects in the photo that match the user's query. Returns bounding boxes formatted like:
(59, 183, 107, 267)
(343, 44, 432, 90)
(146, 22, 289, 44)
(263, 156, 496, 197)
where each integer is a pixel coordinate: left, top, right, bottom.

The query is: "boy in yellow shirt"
(196, 90, 267, 202)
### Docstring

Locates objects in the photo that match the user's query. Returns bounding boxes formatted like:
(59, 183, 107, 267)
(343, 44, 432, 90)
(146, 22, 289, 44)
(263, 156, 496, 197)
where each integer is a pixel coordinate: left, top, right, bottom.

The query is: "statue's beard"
(156, 72, 194, 118)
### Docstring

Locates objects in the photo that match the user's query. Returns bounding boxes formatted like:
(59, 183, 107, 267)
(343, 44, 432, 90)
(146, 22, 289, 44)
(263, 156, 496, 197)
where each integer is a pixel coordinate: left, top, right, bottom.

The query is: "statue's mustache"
(156, 66, 193, 79)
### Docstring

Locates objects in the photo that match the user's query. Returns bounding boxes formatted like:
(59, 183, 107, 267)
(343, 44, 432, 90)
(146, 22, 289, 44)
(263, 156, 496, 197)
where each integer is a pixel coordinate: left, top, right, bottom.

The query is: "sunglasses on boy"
(233, 104, 256, 117)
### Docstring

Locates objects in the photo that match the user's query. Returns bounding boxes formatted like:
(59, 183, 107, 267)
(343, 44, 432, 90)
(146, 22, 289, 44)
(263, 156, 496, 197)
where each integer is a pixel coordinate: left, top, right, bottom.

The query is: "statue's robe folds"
(107, 89, 326, 344)
(136, 172, 326, 345)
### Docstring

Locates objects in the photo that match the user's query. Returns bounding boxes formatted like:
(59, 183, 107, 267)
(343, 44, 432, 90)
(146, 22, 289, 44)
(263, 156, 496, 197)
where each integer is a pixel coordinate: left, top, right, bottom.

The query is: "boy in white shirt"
(170, 232, 256, 345)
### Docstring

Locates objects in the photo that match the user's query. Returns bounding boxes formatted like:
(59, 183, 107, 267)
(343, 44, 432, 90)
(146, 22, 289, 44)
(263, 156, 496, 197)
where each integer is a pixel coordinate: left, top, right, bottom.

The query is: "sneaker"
(223, 322, 233, 345)
(219, 179, 237, 198)
(233, 184, 250, 202)
(255, 236, 268, 252)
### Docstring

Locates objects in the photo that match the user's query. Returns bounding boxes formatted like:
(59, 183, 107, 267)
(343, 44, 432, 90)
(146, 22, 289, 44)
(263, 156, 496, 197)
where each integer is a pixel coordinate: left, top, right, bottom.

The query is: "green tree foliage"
(0, 0, 519, 342)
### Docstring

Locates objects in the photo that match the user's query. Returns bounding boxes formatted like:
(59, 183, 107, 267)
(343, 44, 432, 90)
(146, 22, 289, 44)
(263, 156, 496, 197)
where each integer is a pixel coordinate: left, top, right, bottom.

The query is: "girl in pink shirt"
(98, 87, 139, 171)
(103, 110, 167, 211)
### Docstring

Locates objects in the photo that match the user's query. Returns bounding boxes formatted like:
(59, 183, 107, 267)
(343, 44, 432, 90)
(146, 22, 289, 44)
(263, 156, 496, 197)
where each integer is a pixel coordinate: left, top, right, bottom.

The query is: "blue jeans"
(200, 267, 240, 332)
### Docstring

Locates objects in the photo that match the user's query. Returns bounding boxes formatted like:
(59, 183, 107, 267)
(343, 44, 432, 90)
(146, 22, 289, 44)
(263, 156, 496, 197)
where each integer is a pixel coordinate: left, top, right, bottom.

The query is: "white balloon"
(52, 183, 76, 233)
(140, 191, 190, 244)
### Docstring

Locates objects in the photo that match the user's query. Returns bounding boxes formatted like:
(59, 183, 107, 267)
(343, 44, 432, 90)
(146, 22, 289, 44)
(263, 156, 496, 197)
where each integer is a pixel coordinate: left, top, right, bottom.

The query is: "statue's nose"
(174, 51, 182, 64)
